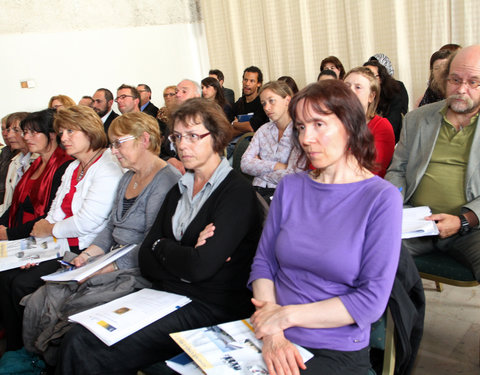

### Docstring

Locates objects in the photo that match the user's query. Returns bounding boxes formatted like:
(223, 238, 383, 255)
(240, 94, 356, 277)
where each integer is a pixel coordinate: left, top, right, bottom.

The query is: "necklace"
(77, 149, 103, 182)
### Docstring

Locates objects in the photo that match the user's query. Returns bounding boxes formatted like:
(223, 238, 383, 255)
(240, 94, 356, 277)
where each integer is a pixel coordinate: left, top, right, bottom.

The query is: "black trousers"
(0, 259, 60, 350)
(56, 299, 240, 375)
(301, 346, 370, 375)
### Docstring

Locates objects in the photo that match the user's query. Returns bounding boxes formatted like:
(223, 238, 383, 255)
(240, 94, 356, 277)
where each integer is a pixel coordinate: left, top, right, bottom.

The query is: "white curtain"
(200, 0, 480, 109)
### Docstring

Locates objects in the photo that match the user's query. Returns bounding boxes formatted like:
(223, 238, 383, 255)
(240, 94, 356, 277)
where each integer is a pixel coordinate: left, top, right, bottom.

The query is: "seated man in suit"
(209, 69, 235, 106)
(137, 84, 159, 118)
(385, 45, 480, 281)
(92, 88, 118, 133)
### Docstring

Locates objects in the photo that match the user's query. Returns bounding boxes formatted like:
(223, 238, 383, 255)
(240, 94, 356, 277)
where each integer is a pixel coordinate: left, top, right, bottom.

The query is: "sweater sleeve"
(240, 128, 277, 177)
(339, 185, 403, 329)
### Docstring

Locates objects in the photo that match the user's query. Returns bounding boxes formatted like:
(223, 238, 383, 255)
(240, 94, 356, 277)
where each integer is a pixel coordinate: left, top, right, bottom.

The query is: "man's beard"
(447, 94, 480, 114)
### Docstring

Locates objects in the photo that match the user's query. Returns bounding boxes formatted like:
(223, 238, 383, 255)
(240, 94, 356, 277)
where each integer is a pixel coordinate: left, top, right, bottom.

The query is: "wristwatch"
(458, 214, 471, 235)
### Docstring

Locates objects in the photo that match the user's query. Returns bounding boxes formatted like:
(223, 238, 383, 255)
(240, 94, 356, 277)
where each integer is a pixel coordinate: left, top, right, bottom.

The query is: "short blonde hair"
(108, 112, 161, 155)
(48, 95, 76, 109)
(54, 105, 107, 151)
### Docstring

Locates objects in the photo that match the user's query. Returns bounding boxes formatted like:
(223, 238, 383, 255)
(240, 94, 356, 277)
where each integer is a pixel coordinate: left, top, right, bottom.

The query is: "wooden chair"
(413, 252, 479, 292)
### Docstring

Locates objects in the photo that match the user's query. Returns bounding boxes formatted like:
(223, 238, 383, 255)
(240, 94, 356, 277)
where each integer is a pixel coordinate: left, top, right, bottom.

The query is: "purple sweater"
(248, 172, 402, 351)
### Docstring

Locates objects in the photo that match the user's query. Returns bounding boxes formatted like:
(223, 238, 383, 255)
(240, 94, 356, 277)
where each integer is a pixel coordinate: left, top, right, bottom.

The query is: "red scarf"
(9, 146, 73, 228)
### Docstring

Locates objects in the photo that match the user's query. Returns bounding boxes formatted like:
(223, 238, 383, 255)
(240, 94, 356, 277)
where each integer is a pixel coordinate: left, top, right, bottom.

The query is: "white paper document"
(68, 288, 191, 346)
(169, 319, 313, 375)
(402, 206, 439, 239)
(41, 244, 137, 282)
(0, 236, 68, 272)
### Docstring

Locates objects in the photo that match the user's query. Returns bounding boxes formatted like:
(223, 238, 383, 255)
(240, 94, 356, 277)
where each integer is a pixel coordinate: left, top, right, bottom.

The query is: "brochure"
(169, 319, 313, 375)
(402, 206, 439, 239)
(0, 236, 68, 272)
(41, 244, 137, 282)
(69, 288, 191, 346)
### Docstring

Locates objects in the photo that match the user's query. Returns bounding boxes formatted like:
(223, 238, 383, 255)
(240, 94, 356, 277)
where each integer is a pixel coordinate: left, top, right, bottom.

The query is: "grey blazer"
(385, 100, 480, 226)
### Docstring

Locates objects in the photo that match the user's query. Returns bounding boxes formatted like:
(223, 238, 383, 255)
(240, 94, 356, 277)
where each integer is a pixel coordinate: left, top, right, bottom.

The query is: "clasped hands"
(251, 299, 306, 375)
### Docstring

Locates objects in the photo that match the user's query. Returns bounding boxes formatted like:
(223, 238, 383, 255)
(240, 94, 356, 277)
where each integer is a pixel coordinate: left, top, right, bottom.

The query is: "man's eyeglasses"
(109, 135, 136, 149)
(168, 132, 210, 144)
(447, 76, 480, 89)
(115, 95, 135, 102)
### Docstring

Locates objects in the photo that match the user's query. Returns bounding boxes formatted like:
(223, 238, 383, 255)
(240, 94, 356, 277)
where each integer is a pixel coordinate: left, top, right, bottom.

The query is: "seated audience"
(0, 112, 36, 216)
(22, 111, 181, 365)
(417, 49, 452, 107)
(0, 105, 123, 351)
(248, 80, 402, 375)
(48, 95, 76, 110)
(0, 109, 73, 240)
(363, 59, 408, 143)
(201, 76, 234, 122)
(209, 69, 235, 106)
(156, 85, 177, 124)
(344, 67, 395, 177)
(317, 69, 337, 81)
(57, 98, 263, 374)
(278, 75, 299, 94)
(320, 55, 346, 79)
(241, 81, 302, 203)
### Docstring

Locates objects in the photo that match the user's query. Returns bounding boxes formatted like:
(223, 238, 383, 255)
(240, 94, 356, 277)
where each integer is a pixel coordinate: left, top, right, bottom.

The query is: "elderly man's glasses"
(109, 135, 136, 149)
(447, 76, 480, 89)
(168, 132, 210, 144)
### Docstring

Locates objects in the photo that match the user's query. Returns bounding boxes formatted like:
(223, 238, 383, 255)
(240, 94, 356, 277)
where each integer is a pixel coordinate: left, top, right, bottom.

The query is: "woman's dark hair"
(201, 77, 226, 108)
(20, 109, 56, 145)
(171, 98, 232, 155)
(363, 60, 400, 116)
(277, 76, 299, 94)
(320, 56, 346, 79)
(289, 81, 376, 173)
(317, 69, 337, 81)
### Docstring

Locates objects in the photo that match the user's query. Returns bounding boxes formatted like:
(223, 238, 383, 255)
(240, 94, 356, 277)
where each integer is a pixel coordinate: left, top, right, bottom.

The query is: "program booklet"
(68, 288, 191, 346)
(402, 206, 439, 239)
(169, 319, 313, 375)
(0, 236, 68, 272)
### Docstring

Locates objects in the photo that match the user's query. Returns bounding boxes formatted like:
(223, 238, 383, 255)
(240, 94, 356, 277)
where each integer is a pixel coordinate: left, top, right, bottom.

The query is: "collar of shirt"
(140, 101, 150, 112)
(101, 109, 113, 124)
(440, 105, 479, 129)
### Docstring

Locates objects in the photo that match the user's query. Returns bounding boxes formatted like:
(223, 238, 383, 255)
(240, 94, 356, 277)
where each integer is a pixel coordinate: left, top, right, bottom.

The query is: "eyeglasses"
(109, 135, 136, 149)
(163, 92, 176, 98)
(21, 130, 39, 137)
(115, 95, 135, 102)
(168, 132, 211, 144)
(447, 76, 480, 89)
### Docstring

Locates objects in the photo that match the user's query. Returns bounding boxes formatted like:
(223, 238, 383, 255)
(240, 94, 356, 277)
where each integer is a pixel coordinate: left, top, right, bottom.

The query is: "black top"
(142, 102, 160, 118)
(381, 80, 409, 143)
(139, 170, 263, 317)
(103, 111, 119, 134)
(233, 95, 269, 132)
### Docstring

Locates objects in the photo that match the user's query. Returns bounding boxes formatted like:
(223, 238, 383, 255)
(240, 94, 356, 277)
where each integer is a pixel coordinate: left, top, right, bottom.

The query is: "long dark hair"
(201, 77, 226, 108)
(289, 81, 376, 173)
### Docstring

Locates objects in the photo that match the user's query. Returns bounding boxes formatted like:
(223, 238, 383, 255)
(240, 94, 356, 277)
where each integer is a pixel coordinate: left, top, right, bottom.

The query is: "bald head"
(175, 79, 201, 104)
(445, 45, 480, 115)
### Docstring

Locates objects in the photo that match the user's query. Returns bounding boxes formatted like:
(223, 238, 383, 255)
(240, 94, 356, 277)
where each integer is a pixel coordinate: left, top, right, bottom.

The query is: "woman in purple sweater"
(248, 80, 403, 375)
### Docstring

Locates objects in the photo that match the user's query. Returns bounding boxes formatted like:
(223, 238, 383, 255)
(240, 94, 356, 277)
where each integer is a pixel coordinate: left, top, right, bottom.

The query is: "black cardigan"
(139, 170, 263, 319)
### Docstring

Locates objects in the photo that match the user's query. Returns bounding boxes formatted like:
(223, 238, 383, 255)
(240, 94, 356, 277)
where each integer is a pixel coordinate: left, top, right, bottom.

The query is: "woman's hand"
(274, 162, 287, 171)
(31, 219, 54, 238)
(261, 332, 306, 375)
(251, 298, 291, 338)
(72, 252, 90, 268)
(195, 223, 215, 248)
(78, 262, 116, 284)
(0, 225, 7, 240)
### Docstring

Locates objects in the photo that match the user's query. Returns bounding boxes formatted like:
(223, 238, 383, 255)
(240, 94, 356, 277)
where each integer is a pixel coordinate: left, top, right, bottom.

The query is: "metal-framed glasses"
(168, 132, 211, 144)
(447, 76, 480, 89)
(109, 135, 136, 149)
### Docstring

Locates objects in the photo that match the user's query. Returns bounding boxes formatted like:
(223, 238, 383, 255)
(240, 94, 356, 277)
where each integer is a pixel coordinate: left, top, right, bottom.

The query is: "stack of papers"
(69, 288, 191, 346)
(402, 206, 439, 239)
(169, 319, 313, 375)
(0, 236, 68, 272)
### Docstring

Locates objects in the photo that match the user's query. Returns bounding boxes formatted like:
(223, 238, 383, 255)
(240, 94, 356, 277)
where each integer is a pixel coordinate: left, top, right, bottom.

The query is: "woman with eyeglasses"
(0, 105, 123, 351)
(0, 112, 35, 216)
(57, 98, 264, 374)
(0, 109, 72, 241)
(156, 85, 177, 124)
(22, 112, 181, 365)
